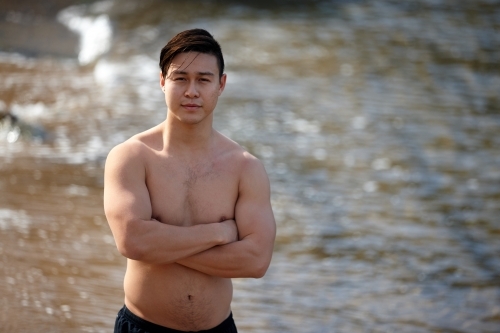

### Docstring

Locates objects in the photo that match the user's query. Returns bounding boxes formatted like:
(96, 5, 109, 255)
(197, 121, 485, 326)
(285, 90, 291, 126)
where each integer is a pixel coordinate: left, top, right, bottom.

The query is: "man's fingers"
(220, 219, 238, 243)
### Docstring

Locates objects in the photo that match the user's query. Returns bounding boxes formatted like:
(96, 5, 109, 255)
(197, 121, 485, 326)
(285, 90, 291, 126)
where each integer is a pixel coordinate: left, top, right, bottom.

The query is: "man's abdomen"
(123, 260, 233, 331)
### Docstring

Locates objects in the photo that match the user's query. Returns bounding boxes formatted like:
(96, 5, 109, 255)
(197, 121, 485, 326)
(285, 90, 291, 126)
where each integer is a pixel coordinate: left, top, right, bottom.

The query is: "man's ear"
(159, 71, 165, 91)
(218, 73, 227, 96)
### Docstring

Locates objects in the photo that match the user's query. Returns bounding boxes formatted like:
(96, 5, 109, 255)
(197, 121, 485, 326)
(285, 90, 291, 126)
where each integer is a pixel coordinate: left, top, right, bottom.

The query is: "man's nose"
(185, 81, 199, 98)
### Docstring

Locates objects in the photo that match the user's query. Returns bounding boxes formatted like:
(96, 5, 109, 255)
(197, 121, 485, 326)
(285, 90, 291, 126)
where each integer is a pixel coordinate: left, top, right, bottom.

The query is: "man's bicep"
(234, 158, 276, 247)
(103, 144, 152, 224)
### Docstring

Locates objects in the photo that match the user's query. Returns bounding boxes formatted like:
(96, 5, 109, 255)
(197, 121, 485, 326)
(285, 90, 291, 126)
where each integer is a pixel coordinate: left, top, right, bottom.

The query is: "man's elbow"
(245, 242, 273, 278)
(250, 267, 267, 279)
(116, 237, 145, 261)
(248, 257, 271, 278)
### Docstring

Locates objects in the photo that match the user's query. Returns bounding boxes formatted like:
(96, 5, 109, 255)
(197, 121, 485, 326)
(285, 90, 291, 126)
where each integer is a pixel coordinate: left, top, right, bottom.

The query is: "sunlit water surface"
(1, 0, 499, 332)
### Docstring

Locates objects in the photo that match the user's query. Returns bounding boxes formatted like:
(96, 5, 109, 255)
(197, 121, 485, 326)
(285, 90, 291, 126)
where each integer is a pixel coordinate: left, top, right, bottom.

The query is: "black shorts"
(114, 305, 238, 333)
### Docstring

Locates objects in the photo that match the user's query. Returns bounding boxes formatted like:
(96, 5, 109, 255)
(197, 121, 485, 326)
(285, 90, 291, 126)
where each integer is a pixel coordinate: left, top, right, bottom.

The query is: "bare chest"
(146, 158, 239, 226)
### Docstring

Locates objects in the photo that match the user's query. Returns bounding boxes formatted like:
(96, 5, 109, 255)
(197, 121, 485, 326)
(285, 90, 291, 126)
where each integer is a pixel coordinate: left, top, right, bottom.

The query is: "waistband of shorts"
(121, 305, 234, 333)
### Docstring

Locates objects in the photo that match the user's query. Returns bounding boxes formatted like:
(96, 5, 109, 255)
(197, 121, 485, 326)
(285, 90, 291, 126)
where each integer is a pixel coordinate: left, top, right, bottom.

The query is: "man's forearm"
(115, 218, 236, 264)
(176, 236, 272, 278)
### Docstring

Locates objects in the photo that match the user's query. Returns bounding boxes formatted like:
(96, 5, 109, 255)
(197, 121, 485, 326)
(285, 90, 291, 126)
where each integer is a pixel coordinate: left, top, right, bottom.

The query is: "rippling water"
(1, 0, 499, 332)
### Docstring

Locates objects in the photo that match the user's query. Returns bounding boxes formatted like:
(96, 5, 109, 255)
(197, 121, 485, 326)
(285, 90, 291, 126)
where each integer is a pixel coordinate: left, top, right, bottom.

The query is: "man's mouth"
(182, 104, 201, 108)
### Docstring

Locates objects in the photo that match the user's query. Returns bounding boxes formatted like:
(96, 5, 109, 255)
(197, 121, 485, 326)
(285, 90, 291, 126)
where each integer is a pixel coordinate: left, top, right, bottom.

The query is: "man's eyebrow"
(171, 70, 215, 76)
(197, 71, 215, 76)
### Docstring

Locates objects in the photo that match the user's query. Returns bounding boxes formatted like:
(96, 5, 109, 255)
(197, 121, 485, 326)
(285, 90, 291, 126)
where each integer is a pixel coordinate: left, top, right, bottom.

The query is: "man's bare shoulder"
(216, 131, 253, 158)
(106, 124, 163, 166)
(215, 131, 267, 177)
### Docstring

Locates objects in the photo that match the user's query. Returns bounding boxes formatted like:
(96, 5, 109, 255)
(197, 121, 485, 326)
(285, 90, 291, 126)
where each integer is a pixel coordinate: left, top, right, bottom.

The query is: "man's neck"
(161, 116, 215, 154)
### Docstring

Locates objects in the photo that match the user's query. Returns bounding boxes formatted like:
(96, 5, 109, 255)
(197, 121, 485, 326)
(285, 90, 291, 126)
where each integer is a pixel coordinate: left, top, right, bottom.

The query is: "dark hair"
(159, 29, 225, 79)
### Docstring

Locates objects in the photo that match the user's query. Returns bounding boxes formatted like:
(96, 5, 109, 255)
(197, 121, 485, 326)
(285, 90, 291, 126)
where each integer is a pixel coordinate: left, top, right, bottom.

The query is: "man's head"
(159, 29, 225, 79)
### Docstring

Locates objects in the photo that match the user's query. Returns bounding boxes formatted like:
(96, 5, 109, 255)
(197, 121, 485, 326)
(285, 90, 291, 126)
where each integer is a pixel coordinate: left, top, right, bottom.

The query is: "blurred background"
(1, 0, 500, 332)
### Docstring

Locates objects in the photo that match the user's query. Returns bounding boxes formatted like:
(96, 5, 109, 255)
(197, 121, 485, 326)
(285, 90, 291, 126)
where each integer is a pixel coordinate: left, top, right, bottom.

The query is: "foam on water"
(58, 2, 113, 65)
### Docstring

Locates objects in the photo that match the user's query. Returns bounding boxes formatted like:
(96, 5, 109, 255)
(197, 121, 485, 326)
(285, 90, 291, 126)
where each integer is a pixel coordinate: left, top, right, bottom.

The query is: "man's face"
(160, 52, 226, 125)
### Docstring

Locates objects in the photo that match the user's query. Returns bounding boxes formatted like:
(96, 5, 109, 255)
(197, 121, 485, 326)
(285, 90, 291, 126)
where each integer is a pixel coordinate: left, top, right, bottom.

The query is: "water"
(1, 0, 500, 332)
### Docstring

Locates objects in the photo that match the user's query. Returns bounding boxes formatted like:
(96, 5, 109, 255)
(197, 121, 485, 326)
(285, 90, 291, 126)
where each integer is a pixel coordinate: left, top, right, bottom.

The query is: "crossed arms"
(103, 141, 276, 278)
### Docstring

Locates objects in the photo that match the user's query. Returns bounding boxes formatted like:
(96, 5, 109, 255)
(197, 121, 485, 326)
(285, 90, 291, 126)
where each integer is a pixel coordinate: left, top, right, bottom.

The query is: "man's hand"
(219, 219, 239, 244)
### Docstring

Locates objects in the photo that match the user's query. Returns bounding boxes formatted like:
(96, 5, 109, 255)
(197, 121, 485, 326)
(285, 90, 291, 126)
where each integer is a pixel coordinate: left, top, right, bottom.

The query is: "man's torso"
(124, 128, 242, 331)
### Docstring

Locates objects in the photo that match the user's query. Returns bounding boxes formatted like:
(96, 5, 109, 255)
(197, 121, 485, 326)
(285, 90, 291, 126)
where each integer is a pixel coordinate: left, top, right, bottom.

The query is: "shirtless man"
(104, 29, 276, 333)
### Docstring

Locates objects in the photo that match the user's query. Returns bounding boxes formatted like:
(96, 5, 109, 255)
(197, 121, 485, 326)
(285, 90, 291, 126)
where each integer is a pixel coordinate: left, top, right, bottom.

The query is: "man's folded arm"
(177, 155, 276, 278)
(104, 141, 237, 265)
